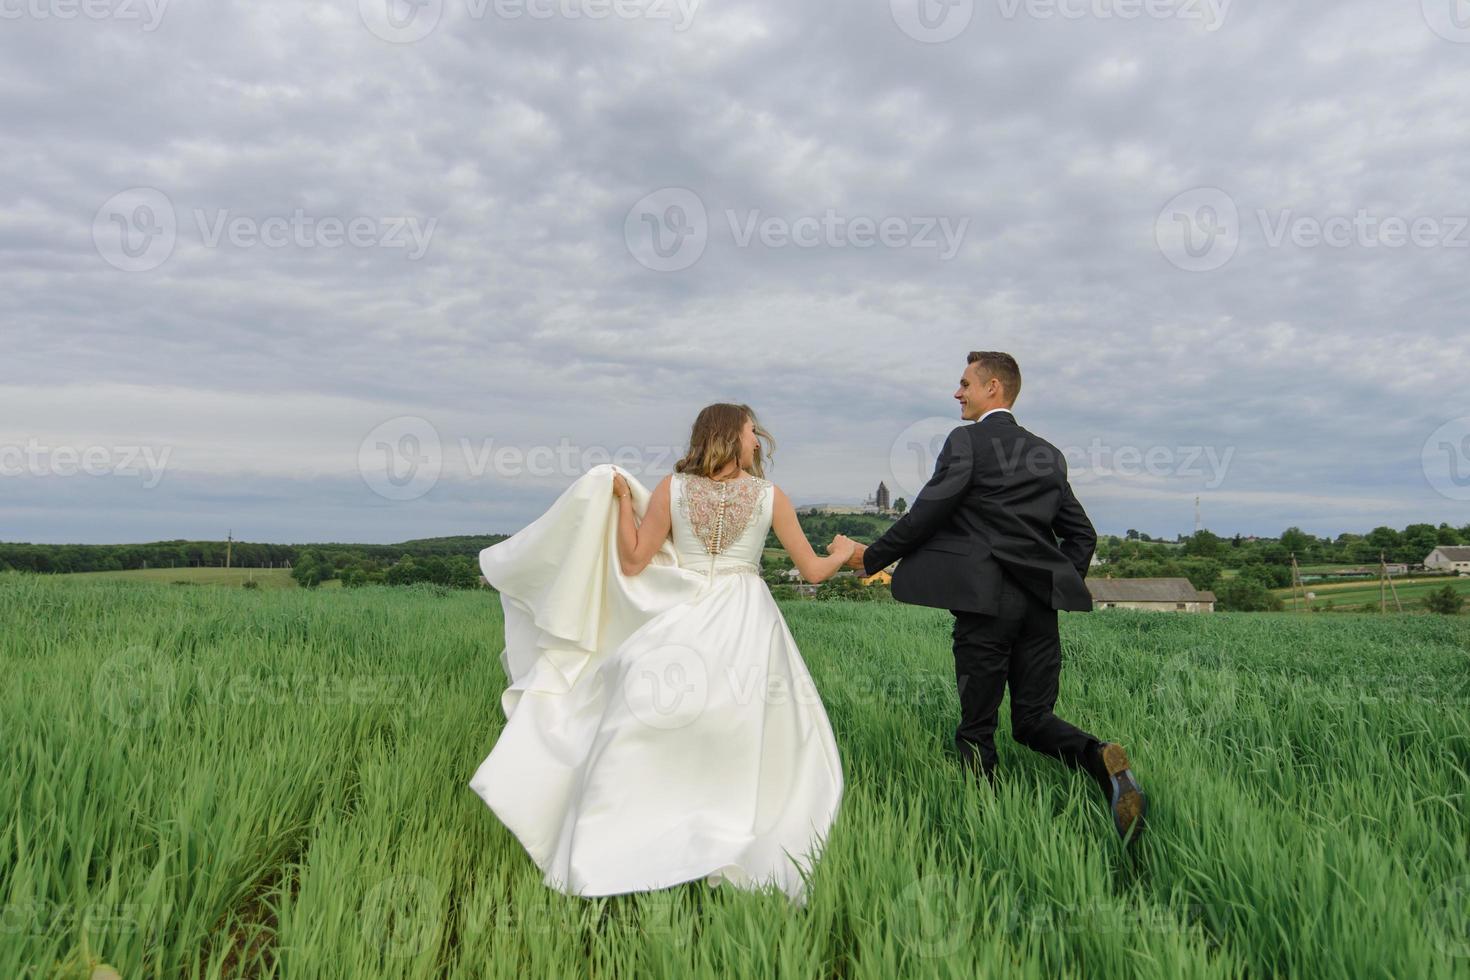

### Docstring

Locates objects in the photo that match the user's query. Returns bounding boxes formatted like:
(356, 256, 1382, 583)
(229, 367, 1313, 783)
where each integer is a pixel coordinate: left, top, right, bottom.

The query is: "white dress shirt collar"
(976, 407, 1014, 424)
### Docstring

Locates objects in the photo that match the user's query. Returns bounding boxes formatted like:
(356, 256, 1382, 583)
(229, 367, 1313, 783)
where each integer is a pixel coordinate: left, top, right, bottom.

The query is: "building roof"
(1088, 577, 1215, 603)
(1430, 546, 1470, 561)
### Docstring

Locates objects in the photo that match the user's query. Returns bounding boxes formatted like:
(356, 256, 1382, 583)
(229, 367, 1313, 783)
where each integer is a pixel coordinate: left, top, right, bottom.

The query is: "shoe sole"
(1101, 743, 1147, 843)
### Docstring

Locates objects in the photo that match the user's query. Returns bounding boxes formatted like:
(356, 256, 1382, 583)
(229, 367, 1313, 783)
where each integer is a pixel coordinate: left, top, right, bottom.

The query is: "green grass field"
(1274, 575, 1470, 613)
(63, 567, 308, 589)
(3, 571, 1468, 978)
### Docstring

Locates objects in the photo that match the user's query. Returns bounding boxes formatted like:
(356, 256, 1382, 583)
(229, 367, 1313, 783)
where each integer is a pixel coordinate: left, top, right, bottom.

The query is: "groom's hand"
(845, 543, 867, 571)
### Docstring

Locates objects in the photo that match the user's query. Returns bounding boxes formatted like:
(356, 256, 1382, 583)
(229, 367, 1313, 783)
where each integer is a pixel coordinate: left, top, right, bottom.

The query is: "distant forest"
(0, 535, 507, 575)
(5, 516, 1466, 604)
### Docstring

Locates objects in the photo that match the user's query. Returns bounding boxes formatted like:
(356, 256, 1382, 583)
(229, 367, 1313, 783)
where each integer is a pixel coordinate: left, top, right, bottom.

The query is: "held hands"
(827, 534, 861, 566)
(843, 540, 868, 571)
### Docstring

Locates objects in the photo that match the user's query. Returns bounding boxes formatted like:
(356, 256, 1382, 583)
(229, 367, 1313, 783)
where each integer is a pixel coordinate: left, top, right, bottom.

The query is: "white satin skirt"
(469, 466, 844, 902)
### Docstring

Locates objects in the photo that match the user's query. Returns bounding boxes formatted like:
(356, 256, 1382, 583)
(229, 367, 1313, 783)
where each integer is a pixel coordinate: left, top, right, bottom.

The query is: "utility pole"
(226, 530, 233, 570)
(1290, 552, 1307, 612)
(1379, 552, 1402, 613)
(1194, 496, 1202, 535)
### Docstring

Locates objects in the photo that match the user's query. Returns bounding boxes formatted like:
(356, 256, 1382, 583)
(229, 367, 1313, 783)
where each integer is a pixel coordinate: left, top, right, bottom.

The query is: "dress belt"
(700, 559, 759, 583)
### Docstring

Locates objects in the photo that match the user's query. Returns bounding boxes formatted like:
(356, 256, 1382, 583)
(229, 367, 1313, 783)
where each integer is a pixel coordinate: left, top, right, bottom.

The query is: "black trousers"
(949, 572, 1100, 779)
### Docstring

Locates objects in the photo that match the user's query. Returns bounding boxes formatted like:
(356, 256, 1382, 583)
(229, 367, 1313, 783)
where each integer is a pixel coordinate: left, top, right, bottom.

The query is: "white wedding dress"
(469, 464, 843, 901)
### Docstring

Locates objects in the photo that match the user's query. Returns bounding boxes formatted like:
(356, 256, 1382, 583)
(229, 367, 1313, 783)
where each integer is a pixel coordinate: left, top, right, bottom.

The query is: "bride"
(469, 403, 853, 902)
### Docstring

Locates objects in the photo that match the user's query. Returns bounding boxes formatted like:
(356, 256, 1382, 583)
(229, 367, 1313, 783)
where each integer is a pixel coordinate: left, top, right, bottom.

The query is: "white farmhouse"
(1424, 546, 1470, 575)
(1088, 578, 1216, 613)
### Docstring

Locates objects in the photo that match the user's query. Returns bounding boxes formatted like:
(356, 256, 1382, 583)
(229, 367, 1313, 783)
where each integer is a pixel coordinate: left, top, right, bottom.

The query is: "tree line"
(0, 535, 506, 577)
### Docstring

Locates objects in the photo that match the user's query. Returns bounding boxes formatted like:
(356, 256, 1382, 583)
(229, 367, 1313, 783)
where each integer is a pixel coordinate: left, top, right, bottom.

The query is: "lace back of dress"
(676, 473, 768, 557)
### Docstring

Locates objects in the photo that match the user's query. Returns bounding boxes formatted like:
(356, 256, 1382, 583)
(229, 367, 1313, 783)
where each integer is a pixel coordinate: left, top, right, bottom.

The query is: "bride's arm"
(614, 473, 673, 576)
(771, 486, 855, 584)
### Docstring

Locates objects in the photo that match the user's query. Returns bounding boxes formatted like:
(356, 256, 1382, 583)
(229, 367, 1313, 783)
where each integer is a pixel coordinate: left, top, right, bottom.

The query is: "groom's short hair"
(967, 351, 1021, 405)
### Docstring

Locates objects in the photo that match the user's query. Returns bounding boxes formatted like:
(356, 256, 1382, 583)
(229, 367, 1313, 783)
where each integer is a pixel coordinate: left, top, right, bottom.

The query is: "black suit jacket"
(863, 411, 1097, 615)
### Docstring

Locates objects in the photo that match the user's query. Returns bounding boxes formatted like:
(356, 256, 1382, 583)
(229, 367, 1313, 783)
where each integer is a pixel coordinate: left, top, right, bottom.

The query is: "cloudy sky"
(4, 0, 1468, 545)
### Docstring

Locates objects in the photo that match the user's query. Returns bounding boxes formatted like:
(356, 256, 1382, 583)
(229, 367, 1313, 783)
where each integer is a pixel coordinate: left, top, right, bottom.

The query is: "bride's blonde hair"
(674, 403, 775, 479)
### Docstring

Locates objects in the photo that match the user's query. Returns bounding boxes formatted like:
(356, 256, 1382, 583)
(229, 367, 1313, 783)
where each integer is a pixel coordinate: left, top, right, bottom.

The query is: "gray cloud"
(3, 0, 1468, 544)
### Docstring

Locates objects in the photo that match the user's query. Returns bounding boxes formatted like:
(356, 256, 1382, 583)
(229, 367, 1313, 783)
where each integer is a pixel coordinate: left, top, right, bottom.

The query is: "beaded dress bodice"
(671, 472, 773, 580)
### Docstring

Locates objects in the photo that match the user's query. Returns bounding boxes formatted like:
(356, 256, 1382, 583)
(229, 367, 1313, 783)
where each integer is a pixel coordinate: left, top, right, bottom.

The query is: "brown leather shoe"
(1089, 742, 1147, 843)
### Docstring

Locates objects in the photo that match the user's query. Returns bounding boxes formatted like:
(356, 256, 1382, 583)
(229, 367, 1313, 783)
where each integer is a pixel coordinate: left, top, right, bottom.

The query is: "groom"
(843, 352, 1146, 842)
